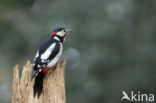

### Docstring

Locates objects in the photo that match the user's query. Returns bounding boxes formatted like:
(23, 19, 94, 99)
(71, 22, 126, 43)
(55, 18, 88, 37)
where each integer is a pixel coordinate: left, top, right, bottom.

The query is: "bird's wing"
(31, 39, 60, 80)
(33, 50, 39, 62)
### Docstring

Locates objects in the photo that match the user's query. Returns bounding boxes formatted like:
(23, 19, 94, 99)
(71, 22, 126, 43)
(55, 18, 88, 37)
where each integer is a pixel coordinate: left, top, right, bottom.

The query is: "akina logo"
(121, 91, 155, 102)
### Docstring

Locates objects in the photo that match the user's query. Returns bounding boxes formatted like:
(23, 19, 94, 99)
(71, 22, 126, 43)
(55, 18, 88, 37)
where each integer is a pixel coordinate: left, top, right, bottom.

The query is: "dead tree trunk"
(12, 60, 66, 103)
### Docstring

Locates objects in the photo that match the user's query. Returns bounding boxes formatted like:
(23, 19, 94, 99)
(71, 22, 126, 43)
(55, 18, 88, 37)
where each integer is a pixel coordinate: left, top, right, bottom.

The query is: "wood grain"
(12, 60, 66, 103)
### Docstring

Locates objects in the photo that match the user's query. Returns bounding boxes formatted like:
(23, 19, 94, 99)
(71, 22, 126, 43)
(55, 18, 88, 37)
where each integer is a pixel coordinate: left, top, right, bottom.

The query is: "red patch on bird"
(42, 68, 51, 75)
(51, 32, 57, 35)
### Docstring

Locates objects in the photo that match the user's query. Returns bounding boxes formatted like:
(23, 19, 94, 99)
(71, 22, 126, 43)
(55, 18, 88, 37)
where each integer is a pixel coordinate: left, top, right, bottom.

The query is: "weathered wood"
(12, 60, 66, 103)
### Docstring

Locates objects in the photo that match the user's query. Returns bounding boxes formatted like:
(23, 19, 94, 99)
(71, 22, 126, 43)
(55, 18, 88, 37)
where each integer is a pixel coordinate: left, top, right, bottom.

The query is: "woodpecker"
(31, 27, 72, 98)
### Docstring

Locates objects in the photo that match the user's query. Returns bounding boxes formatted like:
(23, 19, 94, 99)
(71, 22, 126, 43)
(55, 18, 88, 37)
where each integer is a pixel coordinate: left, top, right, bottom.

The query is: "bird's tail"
(33, 72, 44, 98)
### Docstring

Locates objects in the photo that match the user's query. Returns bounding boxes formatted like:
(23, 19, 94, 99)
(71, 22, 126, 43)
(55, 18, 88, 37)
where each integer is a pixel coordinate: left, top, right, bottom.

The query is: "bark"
(12, 60, 66, 103)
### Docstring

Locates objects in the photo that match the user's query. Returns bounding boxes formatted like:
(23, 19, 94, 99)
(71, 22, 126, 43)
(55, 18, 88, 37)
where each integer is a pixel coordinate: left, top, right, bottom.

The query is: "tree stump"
(12, 60, 66, 103)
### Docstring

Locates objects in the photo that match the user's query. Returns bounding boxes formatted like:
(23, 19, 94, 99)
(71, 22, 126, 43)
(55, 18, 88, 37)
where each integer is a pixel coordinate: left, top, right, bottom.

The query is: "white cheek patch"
(57, 30, 66, 37)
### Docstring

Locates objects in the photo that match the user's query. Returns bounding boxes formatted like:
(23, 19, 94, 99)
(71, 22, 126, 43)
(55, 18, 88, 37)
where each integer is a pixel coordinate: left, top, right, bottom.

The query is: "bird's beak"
(66, 29, 72, 33)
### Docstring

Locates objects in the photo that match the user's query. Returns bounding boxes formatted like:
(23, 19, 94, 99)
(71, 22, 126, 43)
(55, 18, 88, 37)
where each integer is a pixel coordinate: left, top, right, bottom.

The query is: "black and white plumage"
(32, 38, 62, 77)
(31, 27, 72, 97)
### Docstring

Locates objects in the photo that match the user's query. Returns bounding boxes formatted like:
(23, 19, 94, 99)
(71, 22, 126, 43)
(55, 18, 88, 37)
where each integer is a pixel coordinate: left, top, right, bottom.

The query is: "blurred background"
(0, 0, 156, 103)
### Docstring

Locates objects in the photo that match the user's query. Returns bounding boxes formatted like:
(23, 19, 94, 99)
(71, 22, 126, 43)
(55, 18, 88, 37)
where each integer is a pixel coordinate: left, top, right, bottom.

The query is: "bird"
(31, 27, 72, 98)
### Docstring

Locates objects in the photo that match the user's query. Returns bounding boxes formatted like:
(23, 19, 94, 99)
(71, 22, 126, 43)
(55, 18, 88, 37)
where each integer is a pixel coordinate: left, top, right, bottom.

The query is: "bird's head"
(51, 27, 72, 43)
(51, 27, 72, 37)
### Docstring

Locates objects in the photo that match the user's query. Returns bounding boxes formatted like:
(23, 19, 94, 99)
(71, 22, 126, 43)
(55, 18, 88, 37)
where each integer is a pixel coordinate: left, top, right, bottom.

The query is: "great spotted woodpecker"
(31, 27, 72, 98)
